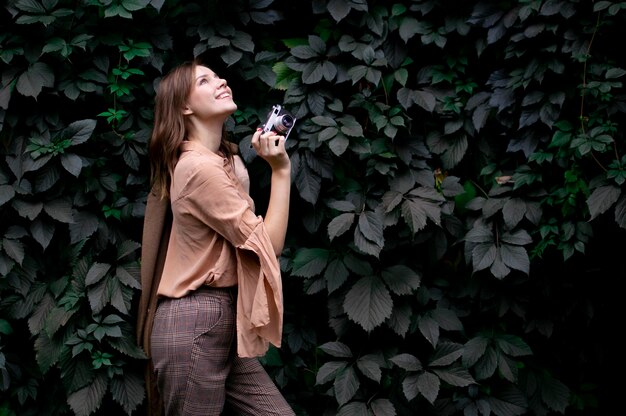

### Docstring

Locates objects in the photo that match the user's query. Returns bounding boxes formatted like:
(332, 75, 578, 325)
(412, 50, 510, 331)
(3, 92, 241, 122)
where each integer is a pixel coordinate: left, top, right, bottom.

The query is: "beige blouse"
(157, 140, 283, 358)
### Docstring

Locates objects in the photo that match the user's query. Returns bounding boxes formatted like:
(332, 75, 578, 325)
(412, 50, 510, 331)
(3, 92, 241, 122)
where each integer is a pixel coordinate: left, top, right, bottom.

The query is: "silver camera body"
(262, 105, 296, 139)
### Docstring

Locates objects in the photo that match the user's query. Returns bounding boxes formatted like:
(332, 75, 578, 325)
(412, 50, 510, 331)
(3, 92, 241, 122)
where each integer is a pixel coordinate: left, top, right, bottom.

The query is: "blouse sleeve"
(177, 157, 283, 357)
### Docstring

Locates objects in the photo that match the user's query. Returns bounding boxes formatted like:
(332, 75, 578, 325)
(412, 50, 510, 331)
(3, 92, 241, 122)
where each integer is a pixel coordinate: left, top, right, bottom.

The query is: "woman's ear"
(182, 105, 192, 115)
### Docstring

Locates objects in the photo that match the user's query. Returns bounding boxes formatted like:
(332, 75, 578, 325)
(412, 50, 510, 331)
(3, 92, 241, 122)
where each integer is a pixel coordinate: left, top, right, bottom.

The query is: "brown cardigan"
(136, 190, 170, 416)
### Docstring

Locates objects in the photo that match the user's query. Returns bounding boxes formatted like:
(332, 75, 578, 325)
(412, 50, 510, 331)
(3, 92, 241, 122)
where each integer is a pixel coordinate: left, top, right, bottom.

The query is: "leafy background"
(1, 0, 624, 415)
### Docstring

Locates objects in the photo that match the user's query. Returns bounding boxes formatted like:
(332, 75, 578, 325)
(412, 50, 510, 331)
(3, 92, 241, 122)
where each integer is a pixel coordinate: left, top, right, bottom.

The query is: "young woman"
(137, 59, 294, 415)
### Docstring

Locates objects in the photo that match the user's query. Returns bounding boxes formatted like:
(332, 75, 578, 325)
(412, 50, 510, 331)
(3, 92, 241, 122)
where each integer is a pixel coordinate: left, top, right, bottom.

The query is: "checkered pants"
(150, 287, 295, 416)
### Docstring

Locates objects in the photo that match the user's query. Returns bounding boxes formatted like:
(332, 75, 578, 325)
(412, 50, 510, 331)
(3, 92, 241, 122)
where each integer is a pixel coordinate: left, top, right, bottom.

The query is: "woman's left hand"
(250, 128, 291, 172)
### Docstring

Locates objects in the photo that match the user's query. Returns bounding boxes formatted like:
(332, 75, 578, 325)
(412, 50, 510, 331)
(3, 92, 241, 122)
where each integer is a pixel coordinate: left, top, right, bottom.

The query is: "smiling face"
(183, 65, 237, 121)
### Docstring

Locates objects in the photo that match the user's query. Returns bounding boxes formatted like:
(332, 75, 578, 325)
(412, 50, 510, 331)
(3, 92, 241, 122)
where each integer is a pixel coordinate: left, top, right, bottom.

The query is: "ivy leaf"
(490, 247, 510, 278)
(474, 345, 498, 380)
(614, 195, 626, 229)
(0, 185, 15, 206)
(16, 62, 54, 98)
(390, 353, 422, 371)
(357, 210, 384, 246)
(30, 218, 54, 249)
(291, 248, 330, 277)
(327, 0, 351, 22)
(472, 242, 496, 272)
(381, 264, 421, 295)
(502, 198, 526, 229)
(325, 258, 349, 293)
(231, 30, 254, 53)
(587, 185, 620, 220)
(418, 371, 440, 404)
(2, 237, 24, 265)
(12, 200, 43, 220)
(110, 373, 145, 414)
(85, 263, 111, 286)
(488, 392, 528, 415)
(429, 342, 464, 367)
(418, 313, 439, 347)
(387, 301, 412, 337)
(69, 210, 99, 244)
(337, 401, 368, 416)
(295, 162, 321, 204)
(432, 366, 476, 387)
(370, 398, 395, 416)
(353, 226, 382, 257)
(356, 356, 382, 382)
(462, 335, 489, 367)
(402, 373, 419, 401)
(316, 360, 347, 385)
(44, 198, 73, 223)
(500, 244, 529, 274)
(334, 365, 360, 406)
(343, 275, 393, 332)
(318, 341, 353, 358)
(88, 279, 108, 314)
(541, 376, 570, 413)
(495, 334, 533, 357)
(67, 372, 107, 416)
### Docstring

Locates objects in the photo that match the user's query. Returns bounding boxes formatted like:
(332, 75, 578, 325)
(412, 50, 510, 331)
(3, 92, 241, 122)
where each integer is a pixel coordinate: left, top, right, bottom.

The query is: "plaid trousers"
(150, 287, 295, 416)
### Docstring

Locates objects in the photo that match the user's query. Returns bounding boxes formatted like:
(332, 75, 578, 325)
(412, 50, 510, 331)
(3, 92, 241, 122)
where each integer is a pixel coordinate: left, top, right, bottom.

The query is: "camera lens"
(276, 115, 294, 132)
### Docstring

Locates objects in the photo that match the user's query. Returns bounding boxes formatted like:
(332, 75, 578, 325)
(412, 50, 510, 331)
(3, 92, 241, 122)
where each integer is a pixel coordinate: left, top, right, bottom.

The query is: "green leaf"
(495, 334, 533, 357)
(291, 248, 330, 277)
(85, 263, 111, 286)
(343, 275, 393, 332)
(0, 319, 13, 335)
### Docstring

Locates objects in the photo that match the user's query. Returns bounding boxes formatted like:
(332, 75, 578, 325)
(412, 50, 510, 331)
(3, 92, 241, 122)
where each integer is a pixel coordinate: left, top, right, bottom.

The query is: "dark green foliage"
(1, 0, 624, 415)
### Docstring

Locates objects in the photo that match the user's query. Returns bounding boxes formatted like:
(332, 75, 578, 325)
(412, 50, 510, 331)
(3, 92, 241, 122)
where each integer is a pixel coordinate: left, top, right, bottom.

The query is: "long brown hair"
(149, 59, 232, 199)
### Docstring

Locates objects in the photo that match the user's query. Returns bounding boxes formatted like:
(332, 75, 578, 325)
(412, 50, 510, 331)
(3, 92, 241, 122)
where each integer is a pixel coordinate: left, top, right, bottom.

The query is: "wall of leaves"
(1, 0, 625, 415)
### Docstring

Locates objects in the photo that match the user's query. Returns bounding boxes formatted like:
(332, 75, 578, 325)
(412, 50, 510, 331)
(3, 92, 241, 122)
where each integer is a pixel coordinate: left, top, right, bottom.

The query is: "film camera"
(261, 105, 296, 139)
